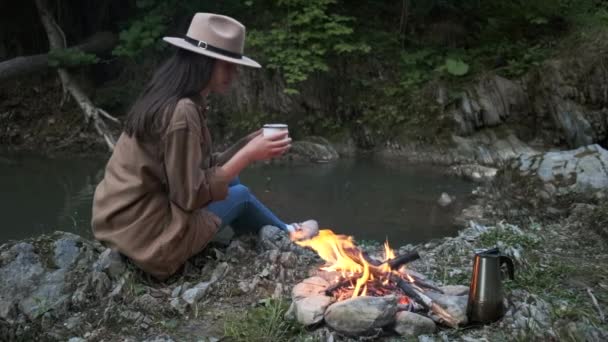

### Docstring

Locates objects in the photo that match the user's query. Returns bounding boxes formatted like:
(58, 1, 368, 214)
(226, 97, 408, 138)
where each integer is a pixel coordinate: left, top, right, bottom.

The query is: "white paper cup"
(263, 124, 289, 137)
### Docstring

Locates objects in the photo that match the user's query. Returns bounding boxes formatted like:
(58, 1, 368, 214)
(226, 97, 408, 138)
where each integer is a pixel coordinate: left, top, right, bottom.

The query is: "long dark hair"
(124, 48, 216, 141)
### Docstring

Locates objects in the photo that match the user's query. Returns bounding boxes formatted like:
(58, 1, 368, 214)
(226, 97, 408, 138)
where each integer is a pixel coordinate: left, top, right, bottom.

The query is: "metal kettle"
(467, 247, 515, 323)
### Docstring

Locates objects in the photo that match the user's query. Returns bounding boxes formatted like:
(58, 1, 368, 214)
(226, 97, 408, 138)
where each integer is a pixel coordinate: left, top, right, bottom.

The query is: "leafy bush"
(248, 0, 369, 93)
(48, 48, 99, 67)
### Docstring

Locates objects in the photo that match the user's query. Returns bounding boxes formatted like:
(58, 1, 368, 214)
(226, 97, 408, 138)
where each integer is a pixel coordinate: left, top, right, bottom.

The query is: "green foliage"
(224, 299, 303, 342)
(48, 48, 99, 67)
(248, 0, 369, 93)
(113, 0, 175, 58)
(443, 58, 470, 76)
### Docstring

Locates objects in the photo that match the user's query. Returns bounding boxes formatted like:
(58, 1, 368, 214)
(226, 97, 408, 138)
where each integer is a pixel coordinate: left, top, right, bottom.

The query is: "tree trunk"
(0, 31, 116, 82)
(34, 0, 118, 151)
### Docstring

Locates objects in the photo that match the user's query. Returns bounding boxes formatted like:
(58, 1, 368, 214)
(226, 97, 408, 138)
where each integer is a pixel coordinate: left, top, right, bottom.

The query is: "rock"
(324, 295, 398, 336)
(439, 285, 469, 296)
(53, 237, 81, 269)
(210, 262, 230, 283)
(557, 321, 608, 342)
(292, 276, 329, 301)
(454, 204, 485, 227)
(279, 252, 296, 267)
(287, 137, 339, 163)
(134, 294, 161, 313)
(171, 285, 183, 298)
(170, 298, 186, 314)
(91, 271, 111, 298)
(437, 193, 453, 207)
(120, 310, 143, 322)
(181, 282, 211, 305)
(143, 335, 175, 342)
(425, 292, 468, 326)
(447, 164, 498, 182)
(258, 225, 312, 256)
(515, 144, 608, 194)
(63, 315, 82, 331)
(94, 248, 126, 279)
(226, 240, 247, 256)
(68, 338, 86, 342)
(0, 234, 97, 322)
(502, 293, 553, 337)
(109, 276, 126, 298)
(294, 295, 333, 326)
(394, 311, 436, 337)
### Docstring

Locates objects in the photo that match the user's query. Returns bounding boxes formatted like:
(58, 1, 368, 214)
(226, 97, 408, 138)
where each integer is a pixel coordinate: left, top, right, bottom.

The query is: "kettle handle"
(499, 255, 515, 279)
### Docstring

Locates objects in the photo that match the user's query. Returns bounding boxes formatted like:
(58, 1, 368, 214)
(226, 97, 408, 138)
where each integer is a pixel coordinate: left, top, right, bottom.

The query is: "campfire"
(290, 229, 469, 336)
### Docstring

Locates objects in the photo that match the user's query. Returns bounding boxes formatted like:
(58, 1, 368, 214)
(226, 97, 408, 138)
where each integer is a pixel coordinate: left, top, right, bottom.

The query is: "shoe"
(288, 219, 319, 241)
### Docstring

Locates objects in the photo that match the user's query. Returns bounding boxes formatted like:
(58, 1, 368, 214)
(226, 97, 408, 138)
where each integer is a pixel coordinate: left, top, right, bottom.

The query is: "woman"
(92, 13, 318, 280)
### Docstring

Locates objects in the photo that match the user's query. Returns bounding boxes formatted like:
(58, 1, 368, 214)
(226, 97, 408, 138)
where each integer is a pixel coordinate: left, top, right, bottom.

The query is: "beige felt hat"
(163, 13, 261, 68)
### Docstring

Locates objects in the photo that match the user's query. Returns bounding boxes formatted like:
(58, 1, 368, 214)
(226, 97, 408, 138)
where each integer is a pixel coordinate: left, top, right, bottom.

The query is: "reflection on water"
(0, 155, 474, 245)
(241, 158, 473, 245)
(0, 154, 105, 242)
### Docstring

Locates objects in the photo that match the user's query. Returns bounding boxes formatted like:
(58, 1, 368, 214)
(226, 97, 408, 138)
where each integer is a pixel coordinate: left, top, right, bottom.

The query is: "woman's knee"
(228, 184, 252, 203)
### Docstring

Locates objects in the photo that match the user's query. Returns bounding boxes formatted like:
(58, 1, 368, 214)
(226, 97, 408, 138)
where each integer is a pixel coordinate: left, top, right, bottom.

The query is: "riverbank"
(2, 146, 607, 341)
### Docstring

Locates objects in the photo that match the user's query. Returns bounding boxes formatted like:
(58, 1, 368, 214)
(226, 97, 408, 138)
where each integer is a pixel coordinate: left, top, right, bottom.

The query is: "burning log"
(408, 274, 444, 294)
(391, 275, 459, 328)
(384, 251, 420, 269)
(324, 250, 428, 296)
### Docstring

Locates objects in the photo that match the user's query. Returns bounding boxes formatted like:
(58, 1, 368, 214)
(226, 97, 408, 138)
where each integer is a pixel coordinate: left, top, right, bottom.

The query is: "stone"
(324, 295, 398, 336)
(68, 338, 86, 342)
(134, 294, 161, 313)
(226, 240, 247, 256)
(294, 295, 333, 326)
(279, 252, 296, 267)
(120, 310, 143, 322)
(438, 193, 453, 207)
(210, 262, 230, 283)
(64, 315, 82, 331)
(53, 237, 81, 269)
(287, 137, 339, 162)
(91, 271, 112, 298)
(394, 311, 436, 337)
(439, 285, 469, 296)
(94, 248, 126, 279)
(503, 294, 553, 337)
(171, 285, 182, 298)
(515, 144, 608, 194)
(425, 292, 468, 326)
(292, 276, 329, 301)
(182, 282, 211, 305)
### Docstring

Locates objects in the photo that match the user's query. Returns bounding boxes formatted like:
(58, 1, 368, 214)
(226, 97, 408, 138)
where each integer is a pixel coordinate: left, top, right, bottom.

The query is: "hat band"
(184, 36, 243, 59)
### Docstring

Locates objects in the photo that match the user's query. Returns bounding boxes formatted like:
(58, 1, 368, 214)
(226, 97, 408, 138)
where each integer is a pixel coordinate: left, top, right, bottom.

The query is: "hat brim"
(163, 37, 261, 68)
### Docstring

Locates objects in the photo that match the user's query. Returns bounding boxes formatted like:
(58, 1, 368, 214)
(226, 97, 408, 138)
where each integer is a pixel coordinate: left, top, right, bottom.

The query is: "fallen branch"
(587, 287, 605, 323)
(0, 31, 117, 82)
(35, 0, 118, 151)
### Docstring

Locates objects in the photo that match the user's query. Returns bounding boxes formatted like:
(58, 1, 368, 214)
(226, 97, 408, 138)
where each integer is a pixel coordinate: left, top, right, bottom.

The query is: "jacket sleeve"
(163, 126, 229, 211)
(211, 132, 256, 166)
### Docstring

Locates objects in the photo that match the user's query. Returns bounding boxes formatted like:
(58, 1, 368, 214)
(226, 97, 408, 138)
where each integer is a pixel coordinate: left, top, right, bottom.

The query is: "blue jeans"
(207, 177, 288, 232)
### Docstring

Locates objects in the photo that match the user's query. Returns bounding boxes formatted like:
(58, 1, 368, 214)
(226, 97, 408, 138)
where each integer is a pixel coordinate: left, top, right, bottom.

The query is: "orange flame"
(296, 229, 398, 298)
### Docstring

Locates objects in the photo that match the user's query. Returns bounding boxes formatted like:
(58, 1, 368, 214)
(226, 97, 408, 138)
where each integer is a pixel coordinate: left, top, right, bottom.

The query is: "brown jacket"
(92, 98, 248, 280)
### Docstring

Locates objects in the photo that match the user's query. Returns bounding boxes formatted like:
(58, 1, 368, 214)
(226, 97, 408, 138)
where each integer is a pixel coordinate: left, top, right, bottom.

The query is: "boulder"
(294, 295, 333, 326)
(514, 144, 608, 194)
(292, 277, 329, 301)
(0, 232, 97, 322)
(324, 295, 398, 336)
(394, 311, 436, 337)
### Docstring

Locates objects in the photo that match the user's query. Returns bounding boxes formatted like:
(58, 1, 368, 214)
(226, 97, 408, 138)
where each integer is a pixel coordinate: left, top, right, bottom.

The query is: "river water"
(0, 154, 474, 246)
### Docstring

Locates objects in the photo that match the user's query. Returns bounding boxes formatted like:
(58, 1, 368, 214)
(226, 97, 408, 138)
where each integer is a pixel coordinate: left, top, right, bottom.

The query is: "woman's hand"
(242, 131, 291, 162)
